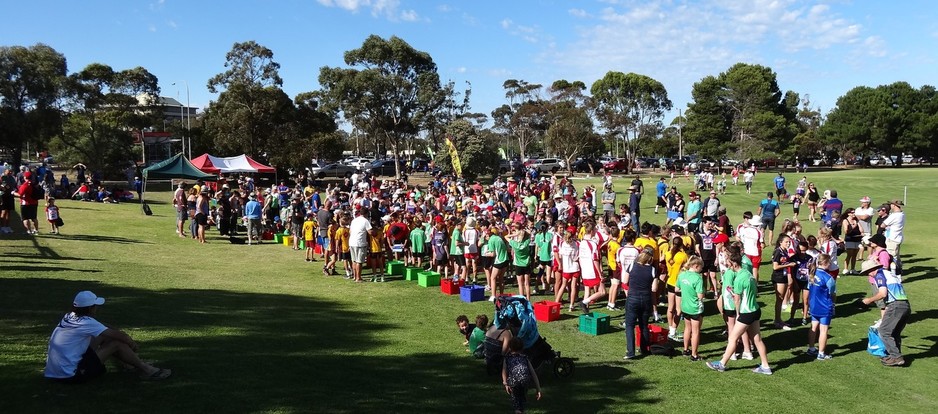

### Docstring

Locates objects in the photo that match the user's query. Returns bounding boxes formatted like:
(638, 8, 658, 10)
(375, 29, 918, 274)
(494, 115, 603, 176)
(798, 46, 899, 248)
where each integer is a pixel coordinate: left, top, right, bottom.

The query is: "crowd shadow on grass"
(47, 234, 152, 245)
(0, 265, 102, 274)
(905, 336, 938, 367)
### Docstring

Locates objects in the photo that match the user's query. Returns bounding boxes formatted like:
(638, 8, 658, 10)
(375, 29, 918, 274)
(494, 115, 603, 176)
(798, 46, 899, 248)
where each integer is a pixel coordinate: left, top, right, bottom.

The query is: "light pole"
(171, 81, 191, 159)
(678, 108, 683, 160)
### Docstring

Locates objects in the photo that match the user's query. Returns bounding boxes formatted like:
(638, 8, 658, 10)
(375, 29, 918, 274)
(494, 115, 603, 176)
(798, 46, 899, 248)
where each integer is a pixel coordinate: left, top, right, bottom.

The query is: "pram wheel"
(554, 357, 575, 378)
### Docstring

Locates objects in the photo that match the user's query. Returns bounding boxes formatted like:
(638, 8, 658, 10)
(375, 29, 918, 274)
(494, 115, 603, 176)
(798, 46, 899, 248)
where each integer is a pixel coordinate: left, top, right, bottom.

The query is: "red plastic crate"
(635, 324, 668, 348)
(533, 301, 561, 322)
(440, 279, 465, 295)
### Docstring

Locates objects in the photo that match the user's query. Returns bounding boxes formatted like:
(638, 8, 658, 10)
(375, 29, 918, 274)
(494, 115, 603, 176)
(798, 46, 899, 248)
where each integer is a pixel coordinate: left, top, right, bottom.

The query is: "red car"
(603, 158, 628, 172)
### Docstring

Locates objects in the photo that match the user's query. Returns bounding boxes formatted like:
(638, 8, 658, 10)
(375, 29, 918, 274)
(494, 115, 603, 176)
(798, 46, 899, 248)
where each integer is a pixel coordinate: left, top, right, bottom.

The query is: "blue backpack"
(867, 326, 887, 357)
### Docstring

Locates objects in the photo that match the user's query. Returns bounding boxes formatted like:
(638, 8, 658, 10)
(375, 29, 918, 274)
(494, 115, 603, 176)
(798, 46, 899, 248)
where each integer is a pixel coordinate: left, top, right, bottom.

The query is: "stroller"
(484, 296, 575, 378)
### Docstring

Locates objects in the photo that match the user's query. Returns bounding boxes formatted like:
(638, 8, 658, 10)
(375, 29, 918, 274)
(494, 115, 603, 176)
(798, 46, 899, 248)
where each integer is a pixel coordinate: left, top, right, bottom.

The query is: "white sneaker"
(741, 352, 754, 360)
(730, 353, 739, 361)
(488, 295, 496, 302)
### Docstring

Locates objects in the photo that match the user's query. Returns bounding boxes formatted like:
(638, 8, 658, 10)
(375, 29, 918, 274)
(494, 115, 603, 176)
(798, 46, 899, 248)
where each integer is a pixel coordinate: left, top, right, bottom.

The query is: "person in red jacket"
(13, 171, 40, 234)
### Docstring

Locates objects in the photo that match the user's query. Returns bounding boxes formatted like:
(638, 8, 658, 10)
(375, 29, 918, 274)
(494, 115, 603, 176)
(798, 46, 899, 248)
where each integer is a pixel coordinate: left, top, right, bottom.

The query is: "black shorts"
(514, 265, 531, 276)
(657, 197, 667, 207)
(55, 347, 106, 384)
(776, 188, 787, 197)
(666, 284, 676, 294)
(682, 312, 702, 321)
(434, 257, 448, 267)
(451, 255, 466, 266)
(736, 309, 762, 325)
(21, 204, 38, 221)
(771, 271, 789, 284)
(479, 256, 493, 269)
(608, 268, 619, 280)
(793, 279, 808, 291)
(0, 194, 14, 211)
(493, 261, 509, 270)
(195, 213, 208, 225)
(412, 251, 426, 259)
(762, 217, 776, 231)
(539, 260, 552, 268)
(793, 207, 800, 214)
(341, 252, 351, 261)
(701, 259, 718, 273)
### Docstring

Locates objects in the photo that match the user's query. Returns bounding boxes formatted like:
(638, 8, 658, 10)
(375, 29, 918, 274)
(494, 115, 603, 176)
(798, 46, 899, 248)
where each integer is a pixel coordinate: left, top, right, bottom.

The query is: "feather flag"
(445, 136, 462, 177)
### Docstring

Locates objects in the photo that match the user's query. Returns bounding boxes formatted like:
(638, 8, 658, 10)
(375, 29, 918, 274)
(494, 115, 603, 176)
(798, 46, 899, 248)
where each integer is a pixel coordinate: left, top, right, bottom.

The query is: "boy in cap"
(45, 291, 171, 382)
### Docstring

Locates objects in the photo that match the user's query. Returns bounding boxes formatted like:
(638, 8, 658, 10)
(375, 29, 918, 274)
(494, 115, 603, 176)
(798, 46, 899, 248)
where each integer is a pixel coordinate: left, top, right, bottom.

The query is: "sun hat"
(860, 259, 884, 274)
(869, 234, 886, 247)
(890, 199, 904, 207)
(73, 291, 105, 307)
(748, 216, 763, 226)
(860, 196, 871, 203)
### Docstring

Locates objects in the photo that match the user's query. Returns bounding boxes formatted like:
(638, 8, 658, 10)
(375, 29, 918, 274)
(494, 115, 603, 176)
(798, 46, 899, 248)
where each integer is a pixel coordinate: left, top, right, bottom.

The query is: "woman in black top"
(841, 208, 863, 274)
(806, 183, 821, 222)
(622, 249, 659, 359)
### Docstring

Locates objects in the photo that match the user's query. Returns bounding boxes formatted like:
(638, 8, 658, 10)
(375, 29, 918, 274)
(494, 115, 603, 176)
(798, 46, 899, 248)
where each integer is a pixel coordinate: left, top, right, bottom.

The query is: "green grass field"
(2, 168, 936, 414)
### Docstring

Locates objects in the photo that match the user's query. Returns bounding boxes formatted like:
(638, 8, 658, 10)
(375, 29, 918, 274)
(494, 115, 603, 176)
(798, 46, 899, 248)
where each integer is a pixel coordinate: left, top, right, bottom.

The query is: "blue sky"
(3, 0, 937, 125)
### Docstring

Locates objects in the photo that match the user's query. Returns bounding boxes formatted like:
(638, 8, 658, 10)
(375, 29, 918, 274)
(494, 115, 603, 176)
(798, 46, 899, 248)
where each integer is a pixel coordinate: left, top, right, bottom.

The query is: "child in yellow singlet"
(369, 226, 386, 282)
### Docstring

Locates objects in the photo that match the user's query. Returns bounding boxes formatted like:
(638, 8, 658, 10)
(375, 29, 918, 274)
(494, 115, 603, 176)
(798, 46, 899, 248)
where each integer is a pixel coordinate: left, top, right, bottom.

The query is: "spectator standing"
(348, 208, 373, 282)
(243, 193, 263, 244)
(860, 258, 910, 367)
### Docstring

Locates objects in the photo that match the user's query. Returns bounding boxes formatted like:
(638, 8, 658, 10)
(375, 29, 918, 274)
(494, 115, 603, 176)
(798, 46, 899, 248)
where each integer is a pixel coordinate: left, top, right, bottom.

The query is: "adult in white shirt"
(349, 208, 373, 281)
(737, 214, 765, 282)
(743, 171, 754, 194)
(881, 200, 905, 258)
(45, 291, 170, 382)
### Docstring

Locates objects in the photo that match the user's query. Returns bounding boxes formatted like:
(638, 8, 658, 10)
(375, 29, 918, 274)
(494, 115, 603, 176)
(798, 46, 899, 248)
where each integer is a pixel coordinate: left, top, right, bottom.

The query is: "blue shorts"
(811, 315, 832, 326)
(318, 237, 329, 247)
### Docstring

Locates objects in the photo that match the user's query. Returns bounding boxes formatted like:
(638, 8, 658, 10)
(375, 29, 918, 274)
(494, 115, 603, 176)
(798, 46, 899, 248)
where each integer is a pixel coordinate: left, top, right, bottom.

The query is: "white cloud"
(317, 0, 419, 22)
(552, 0, 883, 82)
(568, 8, 590, 18)
(400, 9, 419, 22)
(455, 66, 467, 73)
(500, 18, 544, 43)
(148, 24, 157, 32)
(167, 20, 177, 29)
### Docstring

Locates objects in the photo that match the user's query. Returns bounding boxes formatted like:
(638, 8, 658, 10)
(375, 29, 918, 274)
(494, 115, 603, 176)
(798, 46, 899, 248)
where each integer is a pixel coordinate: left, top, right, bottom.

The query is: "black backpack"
(32, 181, 45, 199)
(649, 344, 676, 358)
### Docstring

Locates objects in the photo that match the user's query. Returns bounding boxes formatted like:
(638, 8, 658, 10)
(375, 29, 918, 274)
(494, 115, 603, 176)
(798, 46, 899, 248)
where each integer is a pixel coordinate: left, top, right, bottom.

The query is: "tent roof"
(143, 153, 216, 180)
(191, 153, 276, 174)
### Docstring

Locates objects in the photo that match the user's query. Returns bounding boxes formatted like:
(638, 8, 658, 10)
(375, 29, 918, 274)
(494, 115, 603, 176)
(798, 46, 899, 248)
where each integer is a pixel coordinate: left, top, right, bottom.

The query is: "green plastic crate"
(404, 266, 423, 281)
(387, 260, 405, 276)
(579, 312, 611, 336)
(418, 271, 441, 287)
(298, 239, 305, 250)
(273, 233, 284, 244)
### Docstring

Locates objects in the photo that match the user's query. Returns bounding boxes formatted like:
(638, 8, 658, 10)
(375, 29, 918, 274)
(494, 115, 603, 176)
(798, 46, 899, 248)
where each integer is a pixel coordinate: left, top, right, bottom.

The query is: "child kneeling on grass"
(502, 337, 542, 414)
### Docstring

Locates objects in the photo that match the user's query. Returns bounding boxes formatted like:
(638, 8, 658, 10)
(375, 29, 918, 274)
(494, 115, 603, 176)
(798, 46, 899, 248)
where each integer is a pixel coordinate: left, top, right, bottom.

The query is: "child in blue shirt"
(807, 254, 836, 360)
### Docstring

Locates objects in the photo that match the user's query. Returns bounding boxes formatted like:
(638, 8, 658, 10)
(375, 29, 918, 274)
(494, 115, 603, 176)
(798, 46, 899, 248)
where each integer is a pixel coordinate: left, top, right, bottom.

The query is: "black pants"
(625, 294, 653, 357)
(509, 385, 528, 412)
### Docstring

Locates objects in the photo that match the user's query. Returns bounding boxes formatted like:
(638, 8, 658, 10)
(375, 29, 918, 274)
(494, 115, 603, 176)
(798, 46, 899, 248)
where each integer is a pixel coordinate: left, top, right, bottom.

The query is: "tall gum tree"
(318, 35, 446, 179)
(0, 44, 67, 167)
(591, 71, 672, 174)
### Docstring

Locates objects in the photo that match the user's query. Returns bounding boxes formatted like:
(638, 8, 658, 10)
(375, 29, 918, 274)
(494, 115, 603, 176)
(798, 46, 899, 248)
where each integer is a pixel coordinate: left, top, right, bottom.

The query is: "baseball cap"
(73, 291, 106, 307)
(860, 196, 871, 203)
(566, 226, 577, 234)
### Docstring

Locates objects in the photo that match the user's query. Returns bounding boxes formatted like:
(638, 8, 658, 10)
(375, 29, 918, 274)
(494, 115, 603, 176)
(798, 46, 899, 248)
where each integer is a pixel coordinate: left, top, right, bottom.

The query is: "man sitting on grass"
(44, 291, 171, 383)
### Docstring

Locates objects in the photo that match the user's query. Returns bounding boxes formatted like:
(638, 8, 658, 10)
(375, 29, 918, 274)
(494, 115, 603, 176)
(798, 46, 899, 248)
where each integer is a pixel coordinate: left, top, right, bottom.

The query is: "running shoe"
(806, 347, 818, 356)
(706, 361, 725, 372)
(816, 353, 832, 361)
(752, 365, 773, 375)
(741, 352, 754, 360)
(690, 355, 702, 362)
(682, 349, 692, 356)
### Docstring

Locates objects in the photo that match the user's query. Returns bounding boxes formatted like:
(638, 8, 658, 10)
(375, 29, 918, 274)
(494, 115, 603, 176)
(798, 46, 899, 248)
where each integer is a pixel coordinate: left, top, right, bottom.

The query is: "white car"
(342, 157, 374, 169)
(529, 158, 564, 172)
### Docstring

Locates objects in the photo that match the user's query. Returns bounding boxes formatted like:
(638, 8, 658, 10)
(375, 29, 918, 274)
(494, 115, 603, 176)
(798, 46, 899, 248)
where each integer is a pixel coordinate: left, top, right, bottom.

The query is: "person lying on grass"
(44, 291, 171, 383)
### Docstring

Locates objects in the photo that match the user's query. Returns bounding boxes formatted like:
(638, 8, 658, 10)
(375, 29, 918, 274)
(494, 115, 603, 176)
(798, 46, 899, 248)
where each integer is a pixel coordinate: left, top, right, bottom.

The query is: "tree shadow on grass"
(47, 234, 152, 245)
(1, 278, 659, 414)
(0, 265, 101, 273)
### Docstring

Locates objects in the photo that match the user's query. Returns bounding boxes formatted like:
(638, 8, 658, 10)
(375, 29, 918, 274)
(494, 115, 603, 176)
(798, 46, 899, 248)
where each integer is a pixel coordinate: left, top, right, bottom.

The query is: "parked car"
(342, 157, 374, 169)
(529, 158, 564, 173)
(311, 163, 359, 179)
(603, 158, 629, 172)
(722, 159, 740, 167)
(366, 159, 407, 176)
(869, 156, 893, 166)
(571, 158, 603, 173)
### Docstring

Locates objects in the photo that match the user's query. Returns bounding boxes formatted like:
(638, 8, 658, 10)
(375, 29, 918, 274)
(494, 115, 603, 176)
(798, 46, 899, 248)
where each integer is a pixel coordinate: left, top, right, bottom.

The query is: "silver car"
(311, 163, 359, 179)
